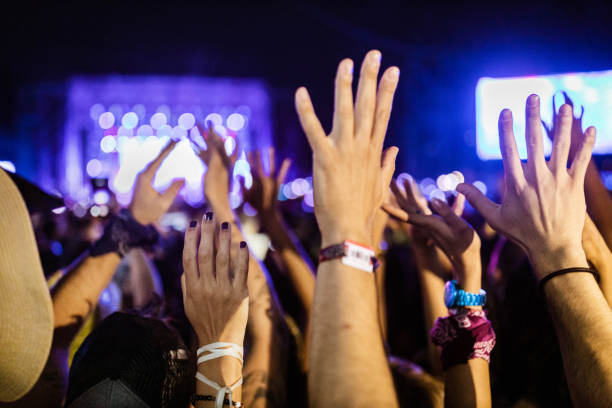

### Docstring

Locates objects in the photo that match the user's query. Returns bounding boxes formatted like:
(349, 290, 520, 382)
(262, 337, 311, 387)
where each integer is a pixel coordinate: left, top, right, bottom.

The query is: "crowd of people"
(1, 50, 612, 407)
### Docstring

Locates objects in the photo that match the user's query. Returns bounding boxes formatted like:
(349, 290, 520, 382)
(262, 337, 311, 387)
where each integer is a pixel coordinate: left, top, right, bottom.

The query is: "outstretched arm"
(199, 128, 288, 407)
(295, 50, 400, 406)
(386, 179, 491, 407)
(461, 95, 612, 407)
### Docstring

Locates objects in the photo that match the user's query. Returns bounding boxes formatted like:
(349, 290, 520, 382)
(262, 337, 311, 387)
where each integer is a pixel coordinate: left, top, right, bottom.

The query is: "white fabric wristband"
(195, 342, 244, 408)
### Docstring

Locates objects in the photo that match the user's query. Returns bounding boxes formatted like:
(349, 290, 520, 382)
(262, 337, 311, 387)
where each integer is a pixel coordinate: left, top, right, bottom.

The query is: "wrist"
(528, 244, 588, 280)
(320, 227, 371, 248)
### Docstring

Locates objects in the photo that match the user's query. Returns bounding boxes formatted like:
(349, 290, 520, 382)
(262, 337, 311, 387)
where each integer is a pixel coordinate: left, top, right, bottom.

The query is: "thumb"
(163, 179, 185, 202)
(456, 183, 499, 225)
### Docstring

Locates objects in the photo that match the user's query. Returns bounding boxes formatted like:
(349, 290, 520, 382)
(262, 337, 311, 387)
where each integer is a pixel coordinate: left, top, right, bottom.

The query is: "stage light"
(214, 125, 227, 138)
(132, 104, 146, 119)
(52, 206, 66, 214)
(428, 188, 446, 202)
(157, 124, 172, 138)
(99, 205, 110, 217)
(109, 104, 123, 120)
(172, 126, 187, 139)
(227, 113, 246, 131)
(243, 202, 258, 217)
(230, 192, 242, 209)
(86, 159, 103, 177)
(585, 88, 600, 104)
(117, 126, 133, 137)
(0, 161, 16, 173)
(473, 181, 487, 195)
(178, 113, 196, 130)
(224, 136, 236, 156)
(137, 124, 154, 137)
(291, 178, 310, 196)
(72, 203, 88, 218)
(150, 112, 167, 129)
(98, 112, 115, 129)
(283, 183, 297, 199)
(156, 105, 172, 118)
(396, 173, 412, 189)
(100, 135, 117, 153)
(451, 170, 465, 184)
(90, 205, 101, 217)
(93, 190, 110, 205)
(51, 241, 63, 256)
(436, 174, 451, 191)
(205, 113, 223, 127)
(89, 104, 105, 121)
(562, 75, 584, 91)
(304, 190, 314, 207)
(121, 112, 139, 130)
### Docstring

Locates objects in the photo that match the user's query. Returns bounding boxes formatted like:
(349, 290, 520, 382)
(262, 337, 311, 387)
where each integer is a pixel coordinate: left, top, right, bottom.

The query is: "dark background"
(2, 0, 612, 184)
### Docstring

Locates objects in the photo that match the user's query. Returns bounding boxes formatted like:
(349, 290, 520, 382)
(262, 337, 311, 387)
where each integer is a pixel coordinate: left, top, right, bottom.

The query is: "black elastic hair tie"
(539, 267, 600, 292)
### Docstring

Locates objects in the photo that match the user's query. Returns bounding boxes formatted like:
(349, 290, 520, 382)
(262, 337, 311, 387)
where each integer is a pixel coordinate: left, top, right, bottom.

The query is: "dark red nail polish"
(221, 222, 229, 230)
(205, 212, 213, 221)
(240, 241, 247, 248)
(189, 221, 197, 228)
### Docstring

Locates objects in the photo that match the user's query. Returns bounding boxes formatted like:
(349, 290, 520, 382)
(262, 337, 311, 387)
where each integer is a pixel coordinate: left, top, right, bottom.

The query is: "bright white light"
(224, 136, 236, 156)
(0, 161, 16, 173)
(585, 88, 599, 104)
(227, 113, 246, 131)
(178, 113, 196, 130)
(90, 205, 101, 217)
(563, 75, 584, 91)
(396, 173, 412, 188)
(205, 113, 223, 127)
(89, 104, 105, 121)
(121, 112, 139, 129)
(473, 181, 488, 195)
(86, 159, 103, 177)
(283, 183, 297, 199)
(230, 192, 242, 209)
(451, 170, 464, 184)
(93, 190, 110, 205)
(291, 178, 310, 196)
(436, 174, 452, 191)
(100, 135, 117, 153)
(52, 206, 66, 214)
(72, 203, 87, 218)
(98, 112, 115, 129)
(150, 112, 167, 129)
(137, 125, 154, 137)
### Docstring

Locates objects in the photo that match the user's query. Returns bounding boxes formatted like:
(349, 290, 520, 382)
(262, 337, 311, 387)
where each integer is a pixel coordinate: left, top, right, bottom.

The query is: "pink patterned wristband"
(430, 308, 496, 370)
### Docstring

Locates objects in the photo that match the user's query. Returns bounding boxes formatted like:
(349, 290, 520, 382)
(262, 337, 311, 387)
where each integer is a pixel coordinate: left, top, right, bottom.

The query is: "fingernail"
(221, 222, 229, 230)
(240, 241, 247, 248)
(205, 212, 213, 221)
(189, 221, 197, 228)
(344, 59, 354, 75)
(431, 198, 443, 209)
(370, 50, 381, 66)
(559, 104, 572, 116)
(501, 109, 512, 120)
(387, 67, 400, 80)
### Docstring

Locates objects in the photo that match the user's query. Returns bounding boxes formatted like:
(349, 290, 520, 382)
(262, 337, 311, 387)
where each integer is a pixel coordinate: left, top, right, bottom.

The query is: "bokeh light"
(89, 104, 105, 121)
(205, 113, 223, 126)
(121, 112, 139, 129)
(137, 124, 154, 137)
(227, 113, 246, 131)
(150, 112, 168, 129)
(86, 159, 103, 177)
(98, 112, 115, 129)
(178, 113, 196, 130)
(100, 135, 117, 153)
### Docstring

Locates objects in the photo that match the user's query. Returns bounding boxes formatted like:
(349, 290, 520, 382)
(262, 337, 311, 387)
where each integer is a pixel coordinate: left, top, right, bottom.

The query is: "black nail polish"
(205, 212, 213, 221)
(240, 241, 247, 248)
(221, 222, 229, 230)
(189, 221, 197, 228)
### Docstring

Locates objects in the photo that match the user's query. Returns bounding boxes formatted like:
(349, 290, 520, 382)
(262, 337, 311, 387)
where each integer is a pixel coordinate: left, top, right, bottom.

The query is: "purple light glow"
(227, 113, 246, 131)
(100, 135, 117, 153)
(121, 112, 139, 129)
(89, 104, 105, 120)
(150, 112, 168, 129)
(98, 112, 115, 129)
(178, 113, 196, 130)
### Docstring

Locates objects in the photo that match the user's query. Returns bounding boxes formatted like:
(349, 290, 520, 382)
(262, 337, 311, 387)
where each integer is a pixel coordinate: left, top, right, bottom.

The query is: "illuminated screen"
(476, 69, 612, 160)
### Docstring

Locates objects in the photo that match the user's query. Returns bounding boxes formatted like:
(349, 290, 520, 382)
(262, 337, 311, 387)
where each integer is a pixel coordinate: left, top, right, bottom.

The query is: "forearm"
(51, 251, 120, 332)
(444, 360, 491, 408)
(544, 273, 612, 406)
(585, 160, 612, 249)
(415, 250, 448, 377)
(262, 212, 315, 316)
(539, 251, 612, 406)
(309, 258, 398, 407)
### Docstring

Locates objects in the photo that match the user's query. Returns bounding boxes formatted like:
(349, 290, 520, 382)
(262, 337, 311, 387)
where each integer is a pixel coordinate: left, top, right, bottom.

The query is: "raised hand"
(197, 123, 238, 215)
(129, 141, 185, 225)
(243, 148, 291, 219)
(295, 50, 399, 247)
(385, 178, 478, 291)
(182, 214, 249, 346)
(457, 95, 595, 279)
